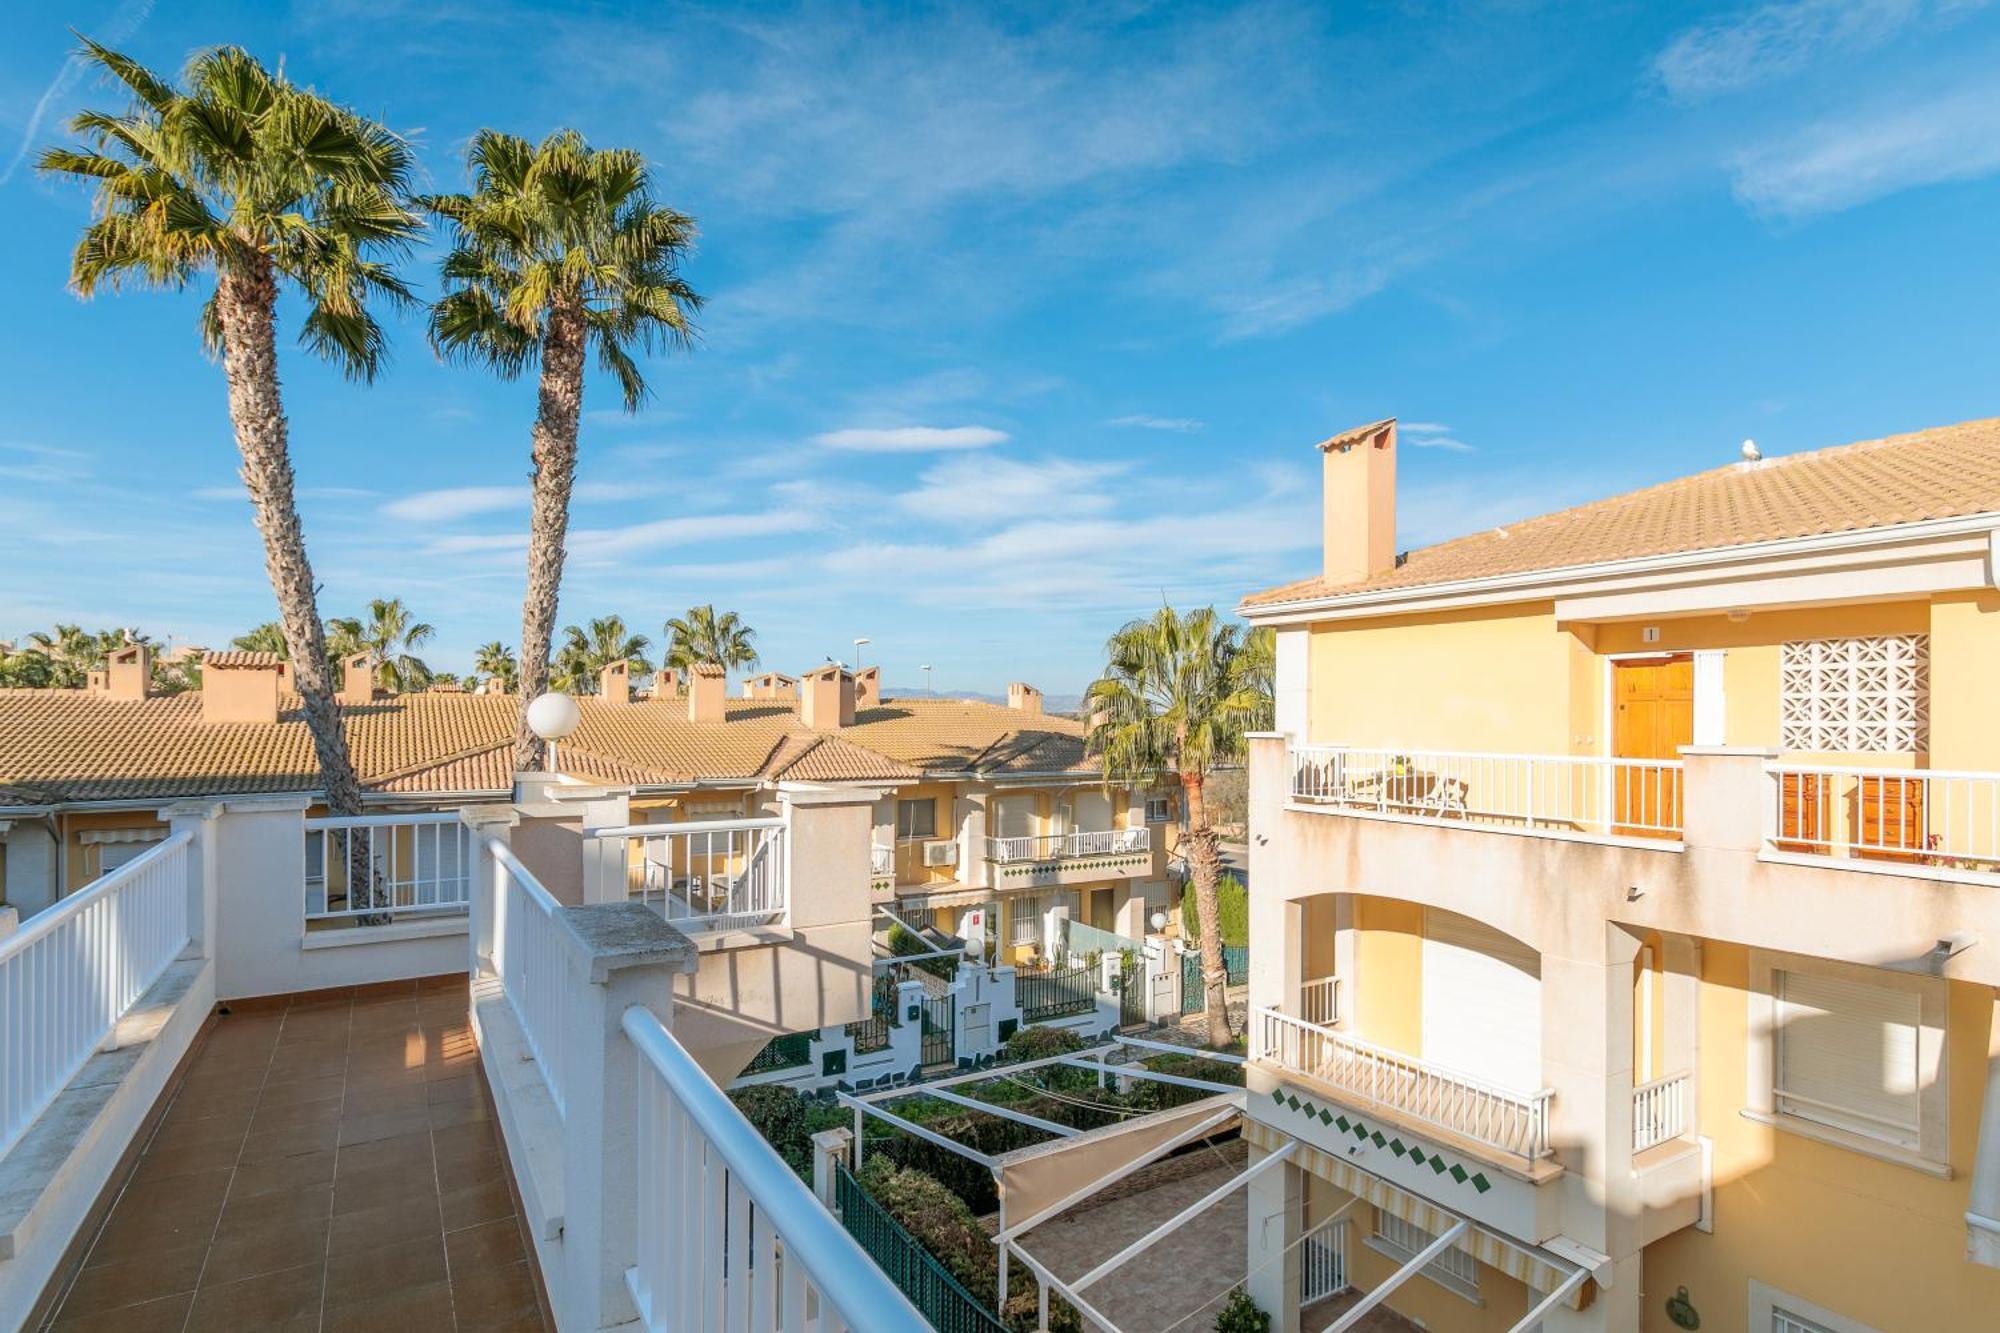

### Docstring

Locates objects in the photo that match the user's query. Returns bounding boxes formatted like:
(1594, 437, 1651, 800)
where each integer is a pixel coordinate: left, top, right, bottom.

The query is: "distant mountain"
(887, 686, 1085, 717)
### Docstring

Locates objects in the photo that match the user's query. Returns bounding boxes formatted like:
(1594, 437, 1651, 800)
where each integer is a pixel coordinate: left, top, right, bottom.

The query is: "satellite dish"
(1741, 439, 1762, 462)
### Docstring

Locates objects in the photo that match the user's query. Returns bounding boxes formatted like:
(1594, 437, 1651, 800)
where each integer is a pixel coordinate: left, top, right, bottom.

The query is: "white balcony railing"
(1, 833, 191, 1162)
(622, 1004, 929, 1332)
(870, 843, 895, 876)
(594, 818, 788, 932)
(1768, 764, 2000, 871)
(985, 827, 1152, 864)
(1291, 744, 1685, 840)
(486, 838, 573, 1121)
(1632, 1070, 1691, 1152)
(1299, 975, 1341, 1027)
(305, 812, 473, 926)
(1253, 1006, 1554, 1161)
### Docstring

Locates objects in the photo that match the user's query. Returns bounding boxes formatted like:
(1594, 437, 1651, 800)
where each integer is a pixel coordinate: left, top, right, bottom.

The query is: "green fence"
(742, 1031, 812, 1074)
(834, 1164, 1007, 1333)
(1181, 945, 1250, 1014)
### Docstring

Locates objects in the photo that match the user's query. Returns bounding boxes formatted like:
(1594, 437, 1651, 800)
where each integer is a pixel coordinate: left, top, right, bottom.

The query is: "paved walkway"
(38, 976, 548, 1332)
(1018, 1143, 1417, 1333)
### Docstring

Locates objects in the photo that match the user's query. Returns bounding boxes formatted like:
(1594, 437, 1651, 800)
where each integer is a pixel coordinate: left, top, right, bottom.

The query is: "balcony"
(1290, 743, 1683, 842)
(590, 816, 789, 933)
(1252, 1006, 1553, 1162)
(1633, 1069, 1692, 1153)
(984, 827, 1153, 889)
(1769, 763, 2000, 878)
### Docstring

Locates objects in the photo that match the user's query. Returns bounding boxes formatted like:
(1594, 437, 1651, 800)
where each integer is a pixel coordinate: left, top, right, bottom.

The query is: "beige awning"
(1242, 1119, 1588, 1308)
(77, 827, 167, 846)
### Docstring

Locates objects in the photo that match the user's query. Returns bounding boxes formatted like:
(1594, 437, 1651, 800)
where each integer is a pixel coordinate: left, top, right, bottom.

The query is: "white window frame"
(1746, 951, 1947, 1170)
(1366, 1211, 1479, 1302)
(1009, 890, 1078, 947)
(1749, 1279, 1879, 1333)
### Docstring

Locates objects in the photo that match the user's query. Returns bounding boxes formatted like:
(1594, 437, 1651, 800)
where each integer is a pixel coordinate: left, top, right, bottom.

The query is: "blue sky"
(5, 1, 2000, 695)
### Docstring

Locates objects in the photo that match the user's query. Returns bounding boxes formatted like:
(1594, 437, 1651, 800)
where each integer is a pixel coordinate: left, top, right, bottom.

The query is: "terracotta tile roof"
(0, 688, 1092, 805)
(1243, 417, 2000, 609)
(199, 651, 287, 669)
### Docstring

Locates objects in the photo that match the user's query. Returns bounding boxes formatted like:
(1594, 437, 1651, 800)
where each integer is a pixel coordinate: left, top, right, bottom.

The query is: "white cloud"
(1653, 0, 1967, 102)
(425, 509, 820, 562)
(0, 442, 92, 484)
(1107, 415, 1204, 432)
(1, 0, 155, 185)
(1399, 422, 1475, 453)
(380, 481, 652, 521)
(896, 455, 1126, 526)
(1730, 78, 2000, 217)
(812, 425, 1010, 452)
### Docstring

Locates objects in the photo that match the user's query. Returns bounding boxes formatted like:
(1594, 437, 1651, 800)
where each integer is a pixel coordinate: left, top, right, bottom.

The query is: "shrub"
(1127, 1051, 1245, 1112)
(730, 1084, 814, 1177)
(1000, 1023, 1085, 1064)
(1214, 1288, 1271, 1333)
(1180, 872, 1249, 947)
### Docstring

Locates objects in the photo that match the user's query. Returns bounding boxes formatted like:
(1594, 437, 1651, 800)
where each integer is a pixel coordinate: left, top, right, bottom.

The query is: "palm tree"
(326, 598, 435, 694)
(39, 41, 418, 815)
(473, 641, 518, 693)
(231, 622, 290, 657)
(552, 616, 652, 693)
(420, 129, 700, 767)
(1085, 606, 1269, 1049)
(663, 603, 758, 672)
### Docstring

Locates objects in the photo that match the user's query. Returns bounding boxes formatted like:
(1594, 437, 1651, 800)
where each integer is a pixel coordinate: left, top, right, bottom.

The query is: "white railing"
(870, 843, 895, 877)
(1290, 743, 1685, 840)
(985, 827, 1152, 864)
(621, 1005, 929, 1333)
(1768, 764, 2000, 871)
(1632, 1070, 1691, 1152)
(305, 812, 473, 926)
(1299, 976, 1341, 1027)
(593, 818, 788, 932)
(0, 833, 192, 1163)
(486, 838, 572, 1121)
(1300, 1216, 1349, 1307)
(1253, 1006, 1554, 1160)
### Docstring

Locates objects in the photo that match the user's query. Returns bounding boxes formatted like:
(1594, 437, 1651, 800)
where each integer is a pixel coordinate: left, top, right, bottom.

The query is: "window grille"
(1779, 635, 1928, 752)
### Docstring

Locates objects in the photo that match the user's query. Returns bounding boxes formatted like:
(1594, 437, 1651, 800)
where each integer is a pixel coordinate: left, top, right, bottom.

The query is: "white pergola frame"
(836, 1041, 1250, 1316)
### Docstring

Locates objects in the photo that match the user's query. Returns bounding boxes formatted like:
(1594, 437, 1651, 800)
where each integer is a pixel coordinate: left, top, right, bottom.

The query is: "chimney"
(650, 668, 680, 700)
(801, 663, 855, 729)
(479, 675, 506, 695)
(105, 643, 152, 700)
(86, 669, 107, 693)
(201, 652, 284, 724)
(855, 665, 880, 708)
(1008, 682, 1043, 715)
(687, 662, 726, 723)
(1319, 418, 1398, 586)
(599, 659, 631, 705)
(337, 652, 374, 706)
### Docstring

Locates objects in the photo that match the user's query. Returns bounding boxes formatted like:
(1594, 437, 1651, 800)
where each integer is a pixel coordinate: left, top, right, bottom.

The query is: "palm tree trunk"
(214, 257, 364, 819)
(513, 302, 587, 770)
(1182, 770, 1234, 1049)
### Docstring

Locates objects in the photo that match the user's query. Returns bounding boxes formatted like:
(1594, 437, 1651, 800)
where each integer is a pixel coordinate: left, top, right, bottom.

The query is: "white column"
(1245, 1150, 1302, 1333)
(556, 902, 694, 1331)
(164, 800, 222, 960)
(813, 1127, 855, 1208)
(1967, 990, 2000, 1269)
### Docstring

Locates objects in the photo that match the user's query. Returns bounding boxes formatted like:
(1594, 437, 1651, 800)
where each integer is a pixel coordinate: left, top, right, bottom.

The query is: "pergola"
(842, 1033, 1597, 1333)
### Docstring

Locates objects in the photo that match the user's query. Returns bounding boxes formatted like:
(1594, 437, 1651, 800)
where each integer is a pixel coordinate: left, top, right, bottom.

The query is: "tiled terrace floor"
(39, 976, 550, 1332)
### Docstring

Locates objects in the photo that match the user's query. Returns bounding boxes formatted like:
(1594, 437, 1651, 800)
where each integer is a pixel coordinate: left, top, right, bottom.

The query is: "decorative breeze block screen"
(1779, 634, 1928, 753)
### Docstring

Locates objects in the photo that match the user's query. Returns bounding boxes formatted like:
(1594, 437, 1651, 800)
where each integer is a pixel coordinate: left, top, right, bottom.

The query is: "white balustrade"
(593, 818, 788, 931)
(1632, 1070, 1691, 1152)
(1253, 1006, 1554, 1160)
(622, 1005, 929, 1333)
(1290, 743, 1685, 840)
(1299, 975, 1341, 1027)
(985, 827, 1152, 864)
(485, 837, 573, 1121)
(0, 833, 192, 1162)
(305, 812, 472, 926)
(1768, 764, 2000, 871)
(870, 843, 895, 876)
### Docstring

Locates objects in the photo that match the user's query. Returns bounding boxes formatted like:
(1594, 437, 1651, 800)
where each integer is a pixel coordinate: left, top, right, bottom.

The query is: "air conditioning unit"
(923, 840, 960, 867)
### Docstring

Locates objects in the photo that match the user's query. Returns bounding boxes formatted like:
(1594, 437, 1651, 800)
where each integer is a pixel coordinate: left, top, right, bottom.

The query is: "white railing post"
(813, 1126, 854, 1207)
(462, 806, 518, 973)
(165, 799, 221, 960)
(558, 902, 696, 1331)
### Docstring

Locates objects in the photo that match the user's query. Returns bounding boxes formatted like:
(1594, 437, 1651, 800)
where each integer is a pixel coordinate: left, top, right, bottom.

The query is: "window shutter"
(1775, 969, 1922, 1146)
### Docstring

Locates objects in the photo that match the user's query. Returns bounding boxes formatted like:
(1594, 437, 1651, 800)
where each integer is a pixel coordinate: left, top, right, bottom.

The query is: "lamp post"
(526, 691, 582, 774)
(853, 637, 870, 670)
(921, 664, 933, 694)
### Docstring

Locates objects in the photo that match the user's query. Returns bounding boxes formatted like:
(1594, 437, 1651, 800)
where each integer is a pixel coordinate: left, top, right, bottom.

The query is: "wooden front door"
(1613, 656, 1693, 836)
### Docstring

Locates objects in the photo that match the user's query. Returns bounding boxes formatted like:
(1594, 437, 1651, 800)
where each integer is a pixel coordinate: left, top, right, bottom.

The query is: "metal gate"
(1299, 1218, 1348, 1307)
(1181, 945, 1251, 1013)
(920, 994, 955, 1068)
(1119, 957, 1147, 1026)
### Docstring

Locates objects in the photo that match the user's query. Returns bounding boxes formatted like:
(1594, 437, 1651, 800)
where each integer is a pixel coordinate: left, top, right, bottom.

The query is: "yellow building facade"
(1238, 418, 2000, 1332)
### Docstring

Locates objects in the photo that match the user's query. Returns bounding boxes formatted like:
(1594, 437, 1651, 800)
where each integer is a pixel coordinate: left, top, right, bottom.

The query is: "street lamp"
(853, 637, 870, 669)
(921, 664, 933, 694)
(526, 691, 581, 773)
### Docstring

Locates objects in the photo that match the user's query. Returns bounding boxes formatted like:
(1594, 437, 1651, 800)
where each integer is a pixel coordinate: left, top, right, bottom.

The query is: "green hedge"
(1181, 872, 1249, 947)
